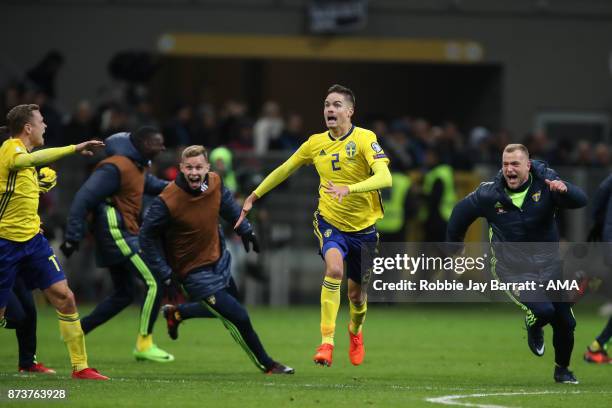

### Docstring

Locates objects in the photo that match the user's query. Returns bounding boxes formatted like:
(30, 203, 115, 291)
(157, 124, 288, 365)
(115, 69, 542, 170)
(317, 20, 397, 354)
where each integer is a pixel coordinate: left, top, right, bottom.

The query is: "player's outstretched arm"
(11, 140, 104, 170)
(74, 140, 105, 156)
(234, 151, 308, 229)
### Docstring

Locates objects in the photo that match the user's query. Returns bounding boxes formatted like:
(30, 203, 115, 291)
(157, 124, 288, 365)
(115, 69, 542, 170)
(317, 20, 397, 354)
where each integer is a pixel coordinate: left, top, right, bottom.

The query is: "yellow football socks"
(57, 311, 88, 372)
(136, 334, 153, 352)
(349, 298, 367, 335)
(320, 276, 341, 345)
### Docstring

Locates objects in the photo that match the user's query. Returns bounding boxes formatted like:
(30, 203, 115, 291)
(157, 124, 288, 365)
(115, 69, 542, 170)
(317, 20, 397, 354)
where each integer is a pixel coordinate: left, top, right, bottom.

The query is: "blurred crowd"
(2, 53, 610, 172)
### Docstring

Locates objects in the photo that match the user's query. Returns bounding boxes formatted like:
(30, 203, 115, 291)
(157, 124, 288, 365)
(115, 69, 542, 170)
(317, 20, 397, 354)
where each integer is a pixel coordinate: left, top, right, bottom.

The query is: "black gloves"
(60, 240, 80, 258)
(241, 231, 260, 253)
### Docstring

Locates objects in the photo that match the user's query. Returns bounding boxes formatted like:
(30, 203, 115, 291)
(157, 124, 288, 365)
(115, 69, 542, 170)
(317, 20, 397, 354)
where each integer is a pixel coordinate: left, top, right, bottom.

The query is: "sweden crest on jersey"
(345, 141, 357, 158)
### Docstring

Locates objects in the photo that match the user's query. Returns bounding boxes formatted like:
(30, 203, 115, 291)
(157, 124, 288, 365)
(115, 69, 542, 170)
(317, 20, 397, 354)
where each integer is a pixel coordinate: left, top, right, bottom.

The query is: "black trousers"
(81, 254, 161, 336)
(5, 276, 37, 368)
(596, 316, 612, 347)
(524, 300, 576, 368)
(178, 277, 275, 371)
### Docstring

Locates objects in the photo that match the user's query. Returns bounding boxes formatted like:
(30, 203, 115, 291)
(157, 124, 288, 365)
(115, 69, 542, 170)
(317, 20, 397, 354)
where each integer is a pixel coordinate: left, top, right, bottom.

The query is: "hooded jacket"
(64, 132, 168, 267)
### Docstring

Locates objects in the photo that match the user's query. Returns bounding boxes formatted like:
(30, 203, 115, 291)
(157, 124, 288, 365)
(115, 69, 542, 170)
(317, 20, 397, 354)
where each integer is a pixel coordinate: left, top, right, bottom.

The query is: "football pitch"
(1, 304, 610, 407)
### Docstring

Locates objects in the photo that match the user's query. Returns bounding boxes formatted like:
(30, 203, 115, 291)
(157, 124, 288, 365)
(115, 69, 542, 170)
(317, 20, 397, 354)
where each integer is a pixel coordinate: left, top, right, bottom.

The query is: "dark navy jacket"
(139, 173, 253, 296)
(591, 174, 612, 243)
(64, 133, 168, 267)
(447, 160, 587, 276)
(591, 174, 612, 265)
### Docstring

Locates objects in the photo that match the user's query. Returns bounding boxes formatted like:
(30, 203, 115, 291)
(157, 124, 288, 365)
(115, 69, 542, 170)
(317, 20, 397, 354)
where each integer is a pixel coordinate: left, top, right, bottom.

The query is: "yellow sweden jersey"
(0, 138, 41, 242)
(295, 126, 389, 232)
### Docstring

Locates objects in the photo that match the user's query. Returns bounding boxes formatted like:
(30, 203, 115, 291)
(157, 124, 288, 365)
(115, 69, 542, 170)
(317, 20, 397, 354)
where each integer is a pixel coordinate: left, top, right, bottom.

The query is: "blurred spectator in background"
(271, 113, 304, 152)
(163, 102, 193, 148)
(523, 130, 552, 162)
(468, 126, 494, 163)
(438, 121, 472, 170)
(593, 143, 610, 168)
(132, 99, 158, 129)
(227, 119, 255, 152)
(382, 123, 414, 171)
(100, 103, 129, 138)
(371, 119, 388, 139)
(1, 82, 23, 114)
(487, 128, 512, 165)
(210, 146, 238, 193)
(419, 146, 457, 242)
(253, 101, 283, 155)
(64, 100, 96, 145)
(549, 138, 574, 166)
(193, 104, 220, 148)
(26, 50, 64, 99)
(219, 100, 248, 145)
(574, 140, 593, 166)
(411, 117, 430, 166)
(33, 90, 63, 146)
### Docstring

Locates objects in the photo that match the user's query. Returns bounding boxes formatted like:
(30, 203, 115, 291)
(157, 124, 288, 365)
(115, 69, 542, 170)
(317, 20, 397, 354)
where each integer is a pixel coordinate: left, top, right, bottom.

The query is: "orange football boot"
(348, 326, 365, 366)
(313, 343, 334, 367)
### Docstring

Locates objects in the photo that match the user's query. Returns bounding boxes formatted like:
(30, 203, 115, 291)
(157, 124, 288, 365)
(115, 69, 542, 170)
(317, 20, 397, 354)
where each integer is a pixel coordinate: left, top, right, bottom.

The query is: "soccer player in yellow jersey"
(236, 85, 392, 367)
(0, 104, 109, 380)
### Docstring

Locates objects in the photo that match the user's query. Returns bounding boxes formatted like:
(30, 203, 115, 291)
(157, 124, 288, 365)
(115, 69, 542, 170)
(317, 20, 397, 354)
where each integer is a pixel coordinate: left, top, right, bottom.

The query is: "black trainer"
(162, 304, 181, 340)
(554, 366, 579, 384)
(525, 316, 545, 356)
(265, 362, 295, 374)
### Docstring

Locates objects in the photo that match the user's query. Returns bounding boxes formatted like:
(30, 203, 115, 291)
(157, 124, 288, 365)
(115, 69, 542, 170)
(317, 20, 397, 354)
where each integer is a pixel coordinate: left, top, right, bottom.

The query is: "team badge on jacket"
(532, 190, 541, 202)
(494, 201, 507, 214)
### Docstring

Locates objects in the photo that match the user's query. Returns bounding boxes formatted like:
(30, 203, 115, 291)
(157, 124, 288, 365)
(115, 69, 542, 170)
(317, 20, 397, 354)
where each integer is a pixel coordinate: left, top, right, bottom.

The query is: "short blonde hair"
(181, 145, 208, 161)
(503, 143, 529, 158)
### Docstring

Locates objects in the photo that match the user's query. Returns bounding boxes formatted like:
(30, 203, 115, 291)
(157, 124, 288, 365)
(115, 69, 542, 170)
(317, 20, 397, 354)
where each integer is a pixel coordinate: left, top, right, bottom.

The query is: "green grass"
(0, 304, 610, 407)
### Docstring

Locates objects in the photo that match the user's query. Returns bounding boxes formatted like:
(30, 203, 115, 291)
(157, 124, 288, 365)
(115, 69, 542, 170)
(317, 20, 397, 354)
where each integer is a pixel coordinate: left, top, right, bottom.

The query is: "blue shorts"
(0, 234, 65, 309)
(313, 211, 379, 284)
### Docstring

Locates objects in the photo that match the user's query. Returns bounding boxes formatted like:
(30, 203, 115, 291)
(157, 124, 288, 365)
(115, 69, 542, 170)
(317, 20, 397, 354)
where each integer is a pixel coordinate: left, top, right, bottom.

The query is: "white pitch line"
(426, 390, 582, 408)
